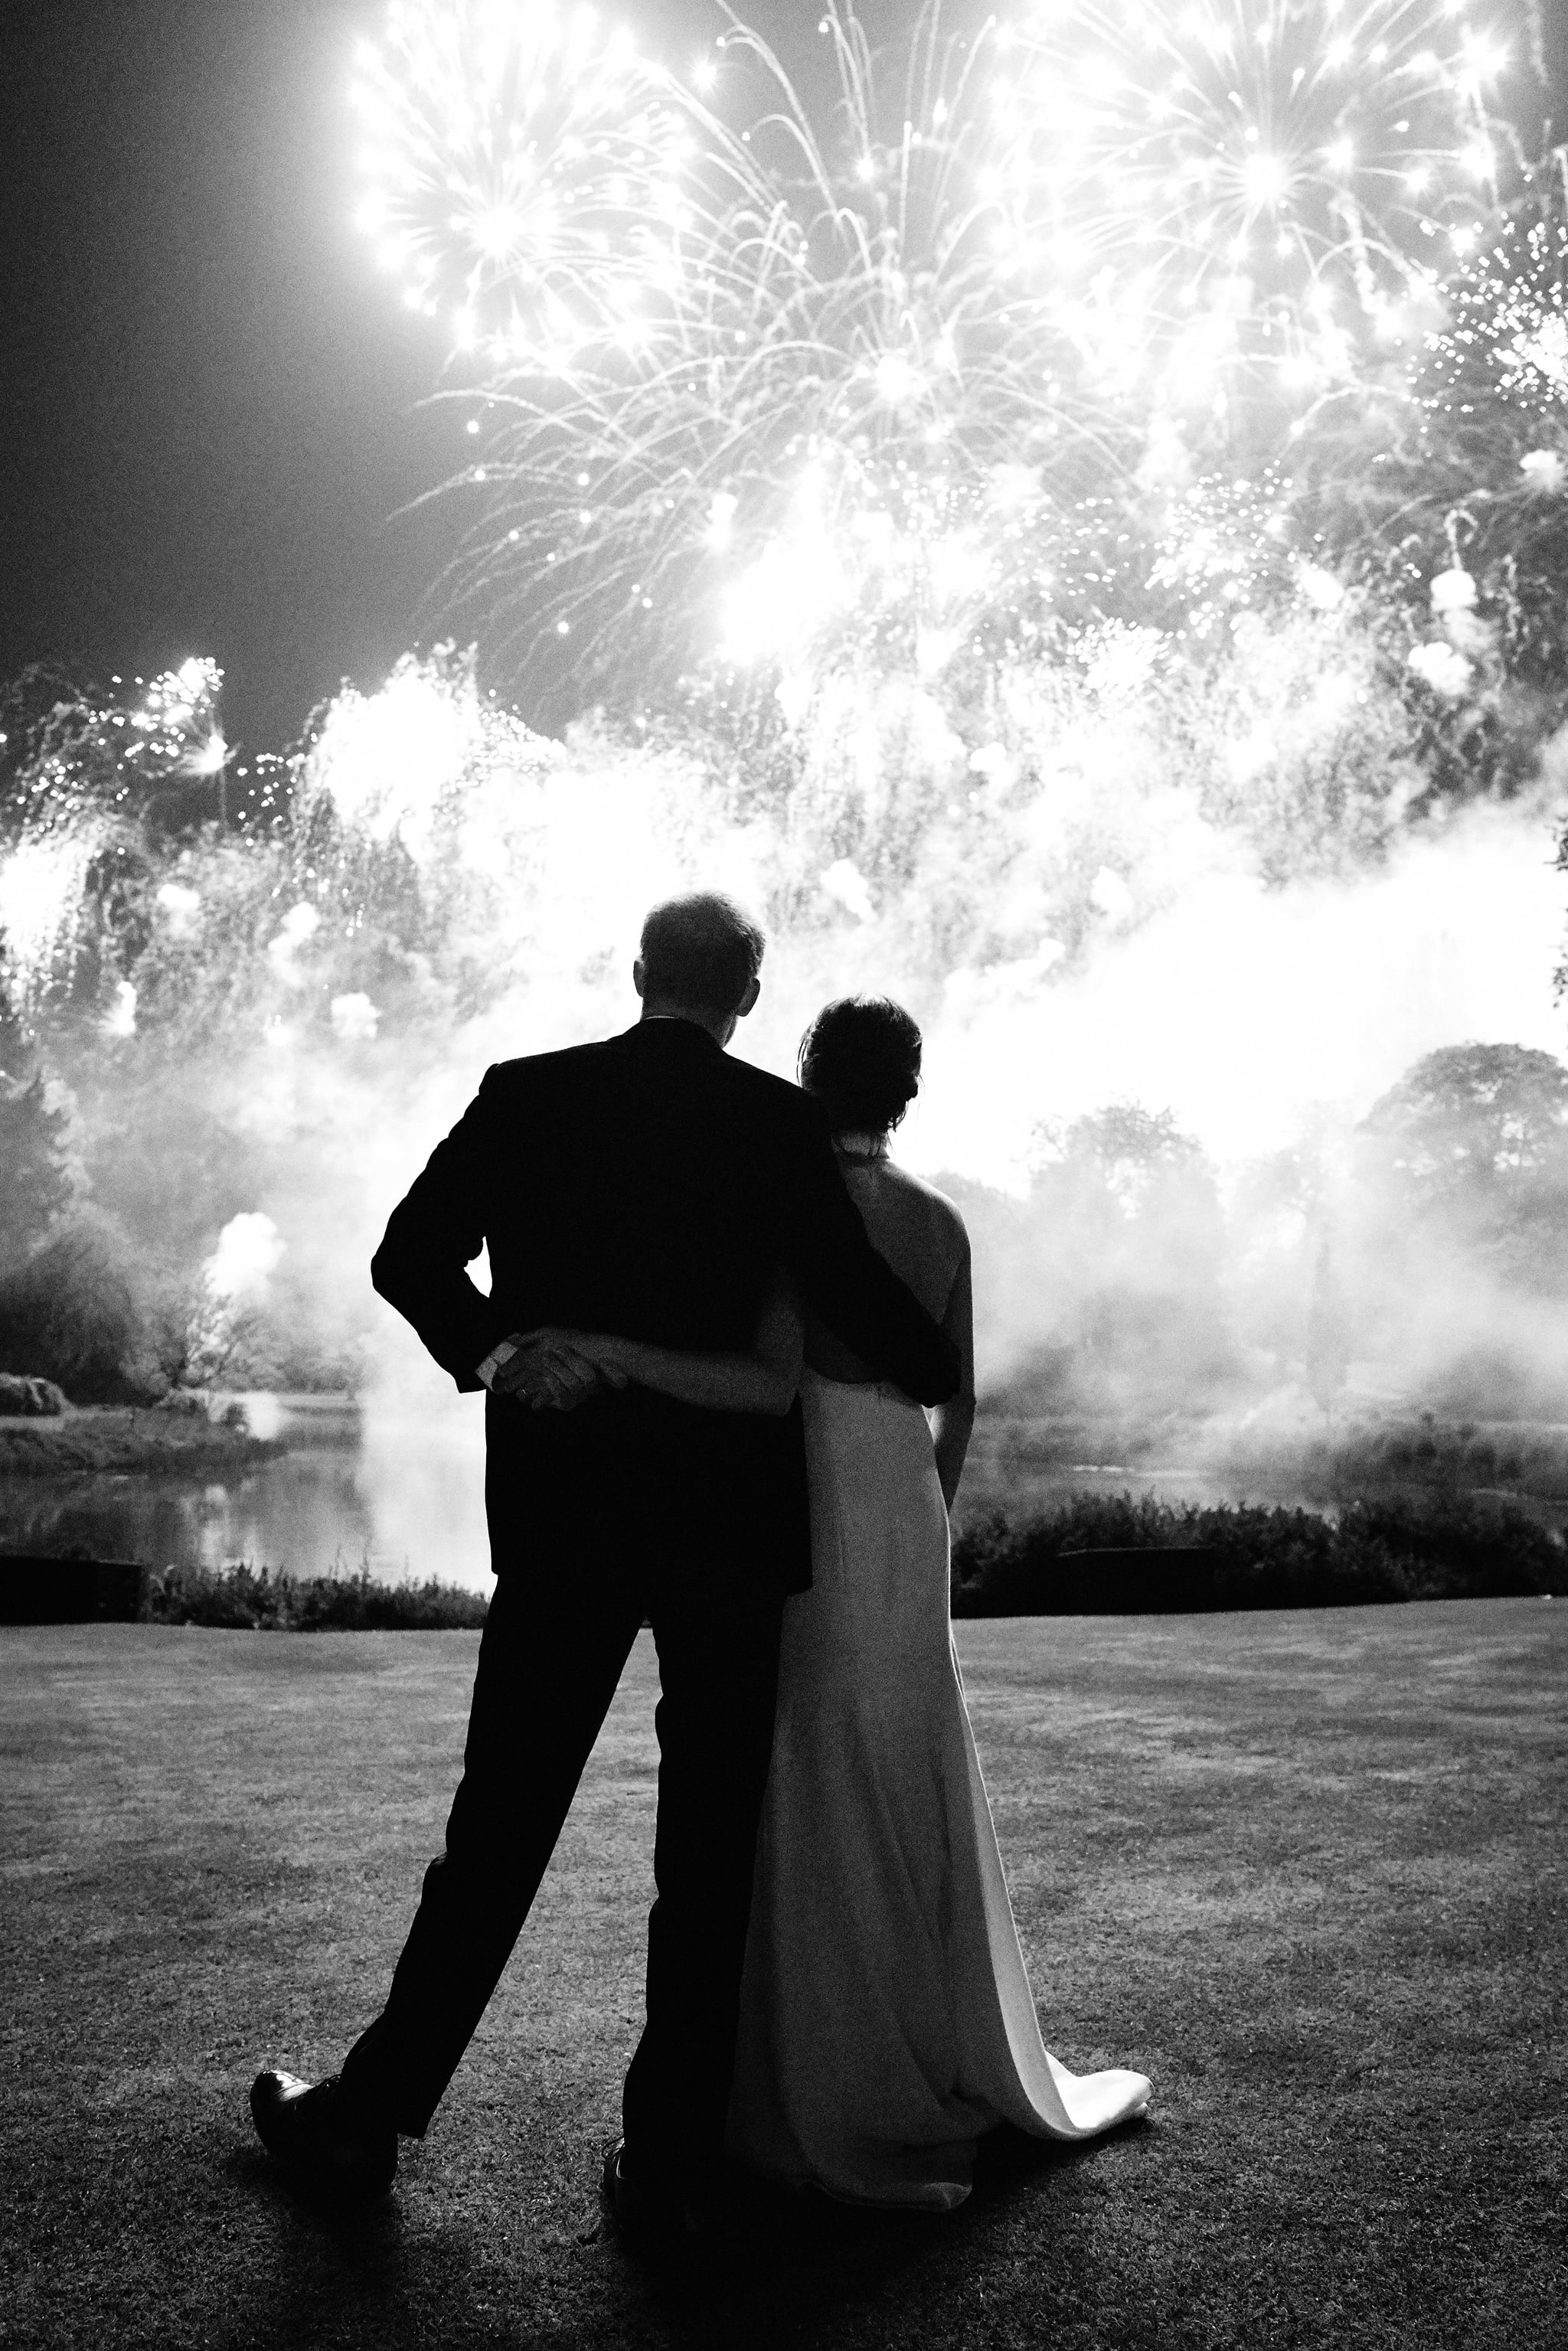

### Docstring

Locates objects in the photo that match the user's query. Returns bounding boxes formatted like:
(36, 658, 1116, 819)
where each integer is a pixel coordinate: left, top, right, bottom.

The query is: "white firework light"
(349, 0, 696, 370)
(352, 0, 1537, 684)
(1010, 0, 1517, 404)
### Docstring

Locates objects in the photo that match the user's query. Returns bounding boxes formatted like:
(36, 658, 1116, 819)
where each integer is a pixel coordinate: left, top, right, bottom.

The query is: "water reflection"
(0, 1390, 1310, 1595)
(7, 1386, 1560, 1595)
(0, 1391, 495, 1593)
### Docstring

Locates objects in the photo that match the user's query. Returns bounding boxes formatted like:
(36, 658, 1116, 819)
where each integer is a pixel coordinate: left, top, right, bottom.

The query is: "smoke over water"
(3, 630, 1568, 1448)
(3, 624, 1568, 1597)
(196, 647, 1566, 1437)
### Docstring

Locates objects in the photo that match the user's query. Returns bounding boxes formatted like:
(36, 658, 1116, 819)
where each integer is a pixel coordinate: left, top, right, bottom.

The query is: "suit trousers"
(338, 1523, 785, 2186)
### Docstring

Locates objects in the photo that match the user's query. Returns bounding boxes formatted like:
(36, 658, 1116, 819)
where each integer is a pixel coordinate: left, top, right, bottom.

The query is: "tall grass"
(139, 1559, 489, 1630)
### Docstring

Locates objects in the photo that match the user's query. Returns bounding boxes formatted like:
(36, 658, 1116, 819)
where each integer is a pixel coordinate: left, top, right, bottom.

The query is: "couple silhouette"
(250, 890, 1149, 2244)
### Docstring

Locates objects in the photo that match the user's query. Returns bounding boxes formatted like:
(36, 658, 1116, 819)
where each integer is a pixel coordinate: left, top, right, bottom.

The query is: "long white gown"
(727, 1367, 1152, 2211)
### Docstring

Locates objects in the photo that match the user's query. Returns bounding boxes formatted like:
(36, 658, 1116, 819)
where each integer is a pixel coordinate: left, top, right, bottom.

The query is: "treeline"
(949, 1047, 1568, 1430)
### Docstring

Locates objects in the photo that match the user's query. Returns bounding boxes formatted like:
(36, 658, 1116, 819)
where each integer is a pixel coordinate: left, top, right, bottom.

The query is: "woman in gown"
(531, 996, 1150, 2211)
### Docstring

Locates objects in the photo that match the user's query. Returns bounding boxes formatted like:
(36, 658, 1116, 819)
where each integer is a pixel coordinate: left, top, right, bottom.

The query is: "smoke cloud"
(5, 642, 1566, 1444)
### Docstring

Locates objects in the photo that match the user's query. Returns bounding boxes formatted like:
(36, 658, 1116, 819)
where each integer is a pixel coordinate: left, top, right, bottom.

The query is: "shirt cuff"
(475, 1337, 519, 1390)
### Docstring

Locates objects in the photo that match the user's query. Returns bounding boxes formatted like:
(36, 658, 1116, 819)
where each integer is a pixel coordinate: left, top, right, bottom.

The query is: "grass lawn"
(2, 1605, 1562, 2351)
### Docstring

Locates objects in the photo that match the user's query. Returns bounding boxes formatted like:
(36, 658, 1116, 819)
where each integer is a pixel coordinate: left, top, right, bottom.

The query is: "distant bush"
(0, 1373, 67, 1416)
(1205, 1414, 1568, 1504)
(968, 1409, 1568, 1509)
(950, 1491, 1561, 1615)
(1326, 1419, 1568, 1495)
(0, 1209, 142, 1400)
(139, 1559, 489, 1631)
(0, 1206, 180, 1402)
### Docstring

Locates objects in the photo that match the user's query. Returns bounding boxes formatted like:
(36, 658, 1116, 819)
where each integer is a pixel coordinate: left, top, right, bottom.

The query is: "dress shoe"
(250, 2069, 397, 2199)
(600, 2139, 717, 2258)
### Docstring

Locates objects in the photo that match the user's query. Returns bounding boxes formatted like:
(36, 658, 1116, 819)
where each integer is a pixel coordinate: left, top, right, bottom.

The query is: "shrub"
(0, 1373, 67, 1416)
(0, 1195, 197, 1403)
(0, 1208, 158, 1401)
(139, 1559, 489, 1631)
(950, 1491, 1560, 1614)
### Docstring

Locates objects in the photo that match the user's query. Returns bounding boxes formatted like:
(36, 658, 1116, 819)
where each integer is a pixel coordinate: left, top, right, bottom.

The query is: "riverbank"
(8, 1397, 1568, 1608)
(0, 1402, 283, 1478)
(959, 1407, 1568, 1522)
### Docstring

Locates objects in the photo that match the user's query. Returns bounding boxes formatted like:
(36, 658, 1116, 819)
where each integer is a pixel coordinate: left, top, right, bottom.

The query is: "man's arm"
(370, 1068, 516, 1390)
(779, 1110, 961, 1406)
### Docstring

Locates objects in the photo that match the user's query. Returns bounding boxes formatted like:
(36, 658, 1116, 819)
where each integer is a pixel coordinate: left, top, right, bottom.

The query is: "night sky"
(3, 2, 1564, 759)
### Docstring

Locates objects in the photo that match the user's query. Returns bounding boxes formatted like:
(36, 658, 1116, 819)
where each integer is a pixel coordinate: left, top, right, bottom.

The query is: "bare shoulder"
(831, 1156, 967, 1324)
(884, 1161, 969, 1250)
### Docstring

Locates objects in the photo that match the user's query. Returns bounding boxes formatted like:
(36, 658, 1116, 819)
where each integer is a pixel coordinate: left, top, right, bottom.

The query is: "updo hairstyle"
(797, 995, 923, 1137)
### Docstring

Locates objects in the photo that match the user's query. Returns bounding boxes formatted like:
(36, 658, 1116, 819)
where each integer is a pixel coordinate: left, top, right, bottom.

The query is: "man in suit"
(250, 892, 959, 2238)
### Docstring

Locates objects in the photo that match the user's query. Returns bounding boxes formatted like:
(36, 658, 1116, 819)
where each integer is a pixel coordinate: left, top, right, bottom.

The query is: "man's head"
(634, 891, 766, 1044)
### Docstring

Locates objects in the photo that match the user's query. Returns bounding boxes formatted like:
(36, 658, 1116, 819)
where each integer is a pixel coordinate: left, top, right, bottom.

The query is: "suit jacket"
(370, 1018, 962, 1593)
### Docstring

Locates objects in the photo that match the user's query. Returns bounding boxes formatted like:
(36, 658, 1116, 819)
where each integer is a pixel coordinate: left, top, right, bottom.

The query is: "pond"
(2, 1393, 1282, 1595)
(0, 1393, 495, 1594)
(5, 1392, 1563, 1598)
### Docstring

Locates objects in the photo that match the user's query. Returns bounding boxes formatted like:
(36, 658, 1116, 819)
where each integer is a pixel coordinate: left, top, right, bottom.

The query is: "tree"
(1305, 1237, 1353, 1428)
(1360, 1043, 1568, 1207)
(0, 1067, 77, 1268)
(1044, 1102, 1204, 1210)
(0, 1205, 160, 1401)
(1004, 1102, 1243, 1413)
(0, 955, 29, 1076)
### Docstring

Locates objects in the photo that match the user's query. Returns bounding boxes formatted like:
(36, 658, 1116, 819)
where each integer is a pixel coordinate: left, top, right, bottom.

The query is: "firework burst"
(1010, 0, 1526, 411)
(357, 0, 1536, 700)
(1419, 165, 1568, 421)
(349, 0, 699, 371)
(391, 3, 1129, 696)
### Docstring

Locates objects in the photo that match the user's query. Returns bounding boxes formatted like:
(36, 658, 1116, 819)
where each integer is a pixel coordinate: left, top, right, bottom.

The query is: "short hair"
(798, 995, 923, 1135)
(639, 892, 766, 1017)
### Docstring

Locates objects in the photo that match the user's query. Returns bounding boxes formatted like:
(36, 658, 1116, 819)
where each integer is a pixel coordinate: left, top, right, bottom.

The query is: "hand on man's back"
(489, 1331, 603, 1412)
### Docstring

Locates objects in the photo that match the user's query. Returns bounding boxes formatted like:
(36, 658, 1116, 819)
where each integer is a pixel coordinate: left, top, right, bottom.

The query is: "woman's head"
(798, 995, 923, 1137)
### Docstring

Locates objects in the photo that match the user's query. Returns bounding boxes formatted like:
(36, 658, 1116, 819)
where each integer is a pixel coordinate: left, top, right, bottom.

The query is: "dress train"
(727, 1368, 1151, 2210)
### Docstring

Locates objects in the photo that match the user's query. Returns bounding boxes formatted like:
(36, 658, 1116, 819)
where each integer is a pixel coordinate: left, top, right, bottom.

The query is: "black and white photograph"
(2, 3, 1564, 2345)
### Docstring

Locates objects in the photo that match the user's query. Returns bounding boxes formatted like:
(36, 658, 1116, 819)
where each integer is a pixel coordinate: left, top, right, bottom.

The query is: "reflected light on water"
(0, 1389, 495, 1594)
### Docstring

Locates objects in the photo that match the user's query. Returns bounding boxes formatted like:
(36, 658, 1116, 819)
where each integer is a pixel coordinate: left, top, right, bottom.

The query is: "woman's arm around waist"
(497, 1268, 805, 1417)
